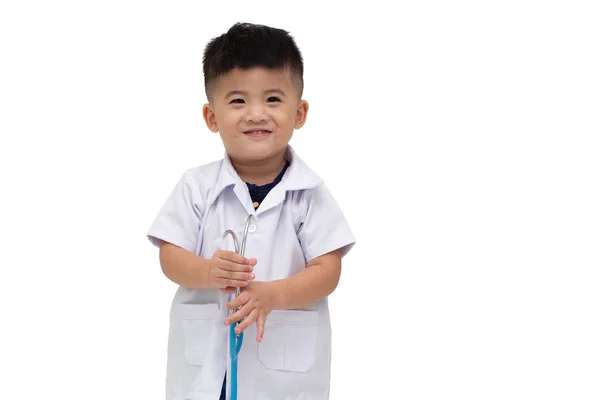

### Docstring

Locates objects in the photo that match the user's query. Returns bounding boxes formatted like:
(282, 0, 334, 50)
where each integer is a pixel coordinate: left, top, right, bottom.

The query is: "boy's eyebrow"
(224, 89, 286, 98)
(265, 89, 285, 96)
(225, 90, 247, 98)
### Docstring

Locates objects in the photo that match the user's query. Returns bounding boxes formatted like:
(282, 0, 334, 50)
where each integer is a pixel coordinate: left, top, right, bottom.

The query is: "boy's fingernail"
(224, 320, 229, 326)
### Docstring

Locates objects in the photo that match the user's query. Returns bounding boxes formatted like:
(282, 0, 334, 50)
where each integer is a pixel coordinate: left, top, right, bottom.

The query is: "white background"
(1, 1, 599, 399)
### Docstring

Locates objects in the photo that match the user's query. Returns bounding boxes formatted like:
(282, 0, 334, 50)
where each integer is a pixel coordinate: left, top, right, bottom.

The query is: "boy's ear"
(203, 103, 219, 133)
(294, 100, 309, 129)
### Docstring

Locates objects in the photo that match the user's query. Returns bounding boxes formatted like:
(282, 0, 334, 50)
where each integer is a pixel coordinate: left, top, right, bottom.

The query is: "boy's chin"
(228, 146, 287, 162)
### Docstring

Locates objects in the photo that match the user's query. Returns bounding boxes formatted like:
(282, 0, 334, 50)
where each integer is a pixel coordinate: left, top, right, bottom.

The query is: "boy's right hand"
(208, 250, 257, 289)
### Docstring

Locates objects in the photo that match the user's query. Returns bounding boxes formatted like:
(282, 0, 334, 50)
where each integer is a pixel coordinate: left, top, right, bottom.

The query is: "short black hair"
(202, 22, 304, 100)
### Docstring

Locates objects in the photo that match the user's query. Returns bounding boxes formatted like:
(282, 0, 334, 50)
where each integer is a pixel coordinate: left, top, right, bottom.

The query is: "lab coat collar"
(208, 145, 323, 215)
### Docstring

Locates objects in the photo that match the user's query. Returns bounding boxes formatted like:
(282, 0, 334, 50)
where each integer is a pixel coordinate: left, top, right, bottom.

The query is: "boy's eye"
(267, 97, 281, 102)
(230, 99, 245, 104)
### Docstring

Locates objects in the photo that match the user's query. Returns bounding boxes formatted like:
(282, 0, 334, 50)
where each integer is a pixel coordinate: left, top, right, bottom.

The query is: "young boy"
(147, 22, 355, 400)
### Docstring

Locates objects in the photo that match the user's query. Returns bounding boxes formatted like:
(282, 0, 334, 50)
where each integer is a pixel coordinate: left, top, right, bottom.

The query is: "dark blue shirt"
(246, 160, 290, 209)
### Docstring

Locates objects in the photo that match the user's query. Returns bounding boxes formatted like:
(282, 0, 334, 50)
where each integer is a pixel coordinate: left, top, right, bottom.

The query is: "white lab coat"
(147, 145, 355, 400)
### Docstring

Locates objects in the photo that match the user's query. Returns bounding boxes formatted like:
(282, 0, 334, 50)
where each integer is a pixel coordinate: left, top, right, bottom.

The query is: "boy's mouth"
(244, 130, 272, 137)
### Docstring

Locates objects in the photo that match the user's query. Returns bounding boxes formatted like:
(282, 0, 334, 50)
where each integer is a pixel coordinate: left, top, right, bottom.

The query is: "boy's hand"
(208, 250, 256, 289)
(225, 281, 275, 342)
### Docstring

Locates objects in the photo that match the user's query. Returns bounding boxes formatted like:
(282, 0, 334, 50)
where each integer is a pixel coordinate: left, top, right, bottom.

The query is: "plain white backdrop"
(1, 1, 599, 399)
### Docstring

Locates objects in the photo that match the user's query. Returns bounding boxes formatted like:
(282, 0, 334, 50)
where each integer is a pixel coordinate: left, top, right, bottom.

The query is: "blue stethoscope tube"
(221, 214, 255, 400)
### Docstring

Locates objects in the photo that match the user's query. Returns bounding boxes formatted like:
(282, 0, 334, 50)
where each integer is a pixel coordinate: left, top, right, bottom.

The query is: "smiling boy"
(147, 22, 355, 400)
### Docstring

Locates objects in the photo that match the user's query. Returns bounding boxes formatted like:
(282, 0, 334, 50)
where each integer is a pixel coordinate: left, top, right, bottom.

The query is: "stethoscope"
(220, 214, 256, 400)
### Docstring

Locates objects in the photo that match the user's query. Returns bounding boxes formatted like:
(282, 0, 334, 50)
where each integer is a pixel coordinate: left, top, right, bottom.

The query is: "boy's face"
(202, 67, 308, 165)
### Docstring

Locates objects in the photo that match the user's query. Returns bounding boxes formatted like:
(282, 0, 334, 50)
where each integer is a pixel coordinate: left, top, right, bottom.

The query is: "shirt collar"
(208, 145, 323, 214)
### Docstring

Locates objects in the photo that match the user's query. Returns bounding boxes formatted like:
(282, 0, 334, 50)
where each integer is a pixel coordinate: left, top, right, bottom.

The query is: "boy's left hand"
(224, 281, 275, 342)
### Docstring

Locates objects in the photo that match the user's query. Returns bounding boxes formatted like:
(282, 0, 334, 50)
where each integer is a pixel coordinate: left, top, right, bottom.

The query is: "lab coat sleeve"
(146, 169, 204, 253)
(297, 183, 356, 263)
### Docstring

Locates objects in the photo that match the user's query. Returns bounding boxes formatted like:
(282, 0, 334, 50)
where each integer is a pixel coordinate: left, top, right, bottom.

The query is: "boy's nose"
(245, 104, 268, 123)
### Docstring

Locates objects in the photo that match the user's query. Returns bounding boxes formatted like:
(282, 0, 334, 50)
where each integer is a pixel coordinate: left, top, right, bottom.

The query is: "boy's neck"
(230, 153, 287, 186)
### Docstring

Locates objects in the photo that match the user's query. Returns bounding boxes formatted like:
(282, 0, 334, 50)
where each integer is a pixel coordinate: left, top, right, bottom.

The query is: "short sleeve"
(297, 183, 356, 262)
(146, 169, 204, 252)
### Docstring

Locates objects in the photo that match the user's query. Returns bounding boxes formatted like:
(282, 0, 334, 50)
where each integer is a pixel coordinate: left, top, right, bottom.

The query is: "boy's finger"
(225, 304, 250, 326)
(226, 292, 249, 310)
(256, 315, 266, 342)
(217, 278, 249, 288)
(217, 250, 248, 264)
(222, 260, 254, 273)
(220, 270, 254, 281)
(219, 251, 256, 266)
(234, 309, 257, 334)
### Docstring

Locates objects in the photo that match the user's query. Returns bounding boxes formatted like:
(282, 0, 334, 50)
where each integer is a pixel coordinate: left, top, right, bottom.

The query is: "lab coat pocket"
(179, 303, 219, 366)
(257, 309, 318, 373)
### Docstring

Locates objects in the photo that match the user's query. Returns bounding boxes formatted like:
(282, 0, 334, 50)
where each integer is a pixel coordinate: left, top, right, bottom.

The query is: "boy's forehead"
(214, 67, 296, 94)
